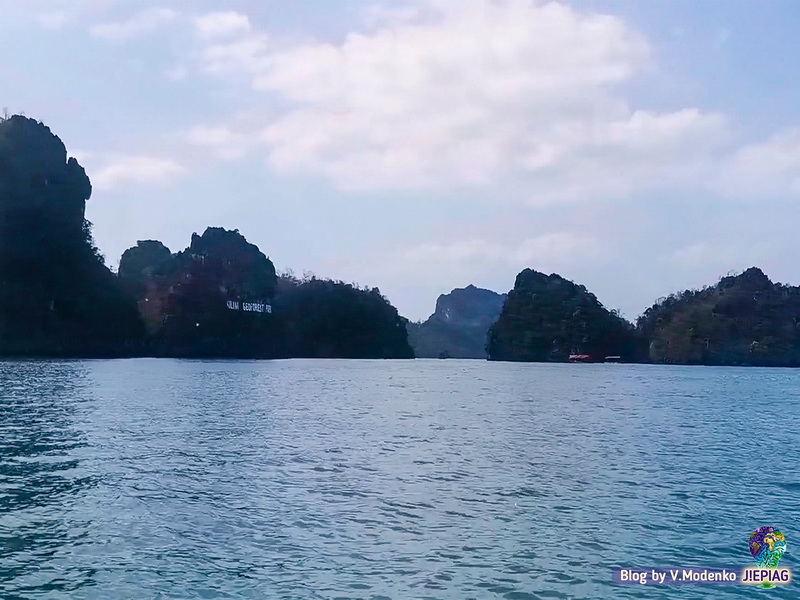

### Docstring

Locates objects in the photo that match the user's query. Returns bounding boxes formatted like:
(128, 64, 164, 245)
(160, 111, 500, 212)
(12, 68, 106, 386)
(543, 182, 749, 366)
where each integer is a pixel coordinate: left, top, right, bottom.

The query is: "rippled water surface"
(0, 359, 798, 599)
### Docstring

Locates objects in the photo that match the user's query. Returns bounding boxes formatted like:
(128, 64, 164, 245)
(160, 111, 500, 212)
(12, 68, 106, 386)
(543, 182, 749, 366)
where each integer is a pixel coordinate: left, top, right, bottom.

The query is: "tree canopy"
(0, 116, 142, 356)
(637, 267, 800, 366)
(487, 269, 636, 362)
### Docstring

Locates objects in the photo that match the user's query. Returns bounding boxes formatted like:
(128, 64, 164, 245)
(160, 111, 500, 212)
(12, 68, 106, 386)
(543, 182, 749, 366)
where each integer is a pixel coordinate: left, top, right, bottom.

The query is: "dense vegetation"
(637, 267, 800, 366)
(119, 229, 413, 358)
(486, 269, 636, 362)
(0, 115, 411, 359)
(407, 285, 505, 358)
(274, 276, 413, 359)
(119, 228, 279, 357)
(0, 115, 142, 356)
(8, 115, 800, 366)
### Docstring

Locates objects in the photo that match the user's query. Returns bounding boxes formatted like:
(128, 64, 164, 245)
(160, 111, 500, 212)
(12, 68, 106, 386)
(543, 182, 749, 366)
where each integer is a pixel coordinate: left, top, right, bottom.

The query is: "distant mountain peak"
(407, 284, 506, 359)
(739, 266, 771, 283)
(431, 285, 506, 325)
(719, 266, 773, 292)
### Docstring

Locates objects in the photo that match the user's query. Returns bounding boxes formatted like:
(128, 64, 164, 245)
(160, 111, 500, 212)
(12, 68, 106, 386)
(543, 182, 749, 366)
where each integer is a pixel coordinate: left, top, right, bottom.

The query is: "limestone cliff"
(486, 269, 636, 362)
(408, 285, 505, 358)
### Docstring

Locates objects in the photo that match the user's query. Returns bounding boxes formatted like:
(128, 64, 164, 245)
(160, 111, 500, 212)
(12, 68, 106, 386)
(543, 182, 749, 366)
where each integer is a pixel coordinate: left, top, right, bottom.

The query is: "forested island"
(3, 114, 800, 366)
(118, 228, 412, 358)
(0, 115, 412, 359)
(637, 267, 800, 366)
(486, 269, 636, 362)
(482, 266, 800, 366)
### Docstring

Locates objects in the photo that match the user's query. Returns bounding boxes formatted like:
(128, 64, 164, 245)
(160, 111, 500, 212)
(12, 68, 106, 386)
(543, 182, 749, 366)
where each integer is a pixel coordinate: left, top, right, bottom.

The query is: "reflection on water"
(0, 359, 798, 599)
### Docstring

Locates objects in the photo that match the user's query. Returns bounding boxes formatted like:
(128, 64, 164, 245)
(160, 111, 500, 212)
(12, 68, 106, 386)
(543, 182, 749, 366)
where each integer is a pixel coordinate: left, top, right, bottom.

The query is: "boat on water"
(568, 354, 593, 363)
(568, 354, 622, 363)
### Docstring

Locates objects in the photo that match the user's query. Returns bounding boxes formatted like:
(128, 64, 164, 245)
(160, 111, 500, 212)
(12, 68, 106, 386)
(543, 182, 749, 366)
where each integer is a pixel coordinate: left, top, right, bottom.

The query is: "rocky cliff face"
(407, 285, 506, 358)
(119, 240, 173, 290)
(275, 278, 414, 359)
(0, 116, 142, 356)
(118, 240, 174, 334)
(182, 227, 277, 302)
(486, 269, 636, 362)
(0, 115, 90, 229)
(119, 230, 413, 359)
(119, 228, 278, 356)
(638, 267, 800, 366)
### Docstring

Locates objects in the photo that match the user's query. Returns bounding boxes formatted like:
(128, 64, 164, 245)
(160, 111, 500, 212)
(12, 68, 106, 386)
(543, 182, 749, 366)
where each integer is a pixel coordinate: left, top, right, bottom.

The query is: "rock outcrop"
(407, 285, 505, 358)
(0, 115, 142, 356)
(119, 230, 413, 359)
(486, 269, 636, 362)
(638, 267, 800, 366)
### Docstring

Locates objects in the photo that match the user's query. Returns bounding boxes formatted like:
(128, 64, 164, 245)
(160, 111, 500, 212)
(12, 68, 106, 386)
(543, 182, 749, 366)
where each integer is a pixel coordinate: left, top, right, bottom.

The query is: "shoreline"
(2, 354, 800, 368)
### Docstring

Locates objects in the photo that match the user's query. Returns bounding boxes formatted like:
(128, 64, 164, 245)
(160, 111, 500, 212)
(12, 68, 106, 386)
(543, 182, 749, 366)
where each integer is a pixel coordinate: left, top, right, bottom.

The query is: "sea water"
(0, 359, 797, 599)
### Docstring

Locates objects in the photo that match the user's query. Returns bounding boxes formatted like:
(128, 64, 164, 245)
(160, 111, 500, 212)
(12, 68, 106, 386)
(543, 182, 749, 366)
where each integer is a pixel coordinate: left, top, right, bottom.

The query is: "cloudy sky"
(3, 0, 800, 321)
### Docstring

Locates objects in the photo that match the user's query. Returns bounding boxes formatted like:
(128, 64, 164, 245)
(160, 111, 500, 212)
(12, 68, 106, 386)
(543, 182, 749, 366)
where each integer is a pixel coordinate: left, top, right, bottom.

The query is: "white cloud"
(513, 232, 608, 264)
(90, 7, 178, 41)
(36, 11, 68, 30)
(206, 0, 726, 195)
(165, 65, 189, 81)
(92, 156, 186, 191)
(518, 108, 728, 204)
(201, 34, 271, 76)
(405, 240, 506, 264)
(669, 241, 775, 270)
(715, 127, 800, 199)
(404, 232, 609, 270)
(81, 0, 788, 206)
(186, 125, 254, 159)
(670, 242, 728, 268)
(195, 11, 251, 39)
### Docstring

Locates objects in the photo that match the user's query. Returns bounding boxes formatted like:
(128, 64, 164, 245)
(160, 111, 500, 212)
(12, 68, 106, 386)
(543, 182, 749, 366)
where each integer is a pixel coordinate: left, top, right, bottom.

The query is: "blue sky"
(3, 0, 800, 321)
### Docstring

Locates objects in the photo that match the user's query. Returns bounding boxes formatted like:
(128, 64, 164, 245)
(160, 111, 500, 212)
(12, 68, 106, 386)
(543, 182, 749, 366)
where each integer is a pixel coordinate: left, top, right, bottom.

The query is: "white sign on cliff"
(226, 300, 272, 313)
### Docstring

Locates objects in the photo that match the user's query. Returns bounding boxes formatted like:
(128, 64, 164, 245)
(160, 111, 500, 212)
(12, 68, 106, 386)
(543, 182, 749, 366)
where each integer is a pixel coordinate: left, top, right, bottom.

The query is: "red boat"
(568, 354, 593, 363)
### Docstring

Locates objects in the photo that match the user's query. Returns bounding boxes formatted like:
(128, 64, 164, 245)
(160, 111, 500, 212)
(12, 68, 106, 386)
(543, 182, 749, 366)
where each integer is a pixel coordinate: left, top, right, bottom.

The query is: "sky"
(3, 0, 800, 322)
